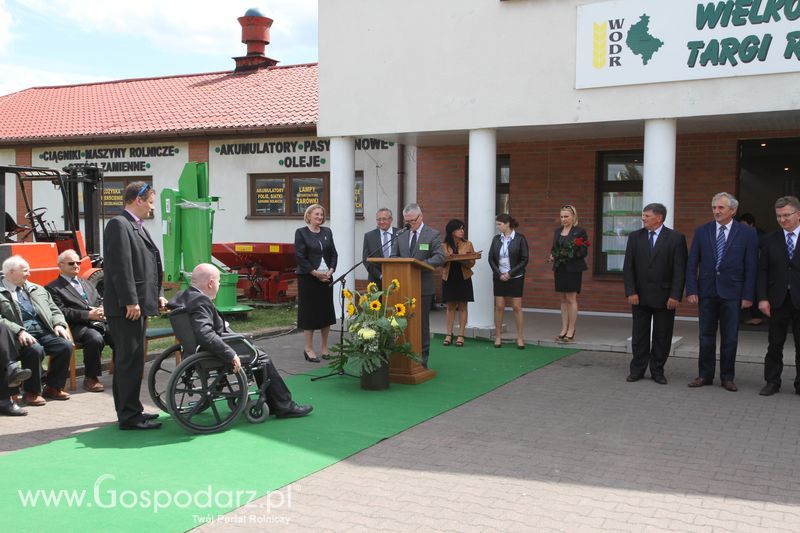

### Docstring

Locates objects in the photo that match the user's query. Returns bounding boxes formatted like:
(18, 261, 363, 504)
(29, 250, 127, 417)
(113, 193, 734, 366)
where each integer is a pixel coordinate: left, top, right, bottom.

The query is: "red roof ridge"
(18, 62, 319, 92)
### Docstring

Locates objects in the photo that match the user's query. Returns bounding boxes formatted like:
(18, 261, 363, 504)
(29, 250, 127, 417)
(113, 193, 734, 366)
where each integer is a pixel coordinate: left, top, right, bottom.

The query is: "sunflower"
(394, 303, 406, 317)
(390, 278, 400, 290)
(411, 297, 417, 309)
(359, 294, 368, 306)
(342, 288, 353, 301)
(366, 282, 378, 293)
(370, 300, 382, 311)
(347, 303, 356, 317)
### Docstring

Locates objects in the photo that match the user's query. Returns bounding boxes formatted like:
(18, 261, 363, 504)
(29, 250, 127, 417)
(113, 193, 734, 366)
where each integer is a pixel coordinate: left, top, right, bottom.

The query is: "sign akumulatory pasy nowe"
(576, 0, 800, 88)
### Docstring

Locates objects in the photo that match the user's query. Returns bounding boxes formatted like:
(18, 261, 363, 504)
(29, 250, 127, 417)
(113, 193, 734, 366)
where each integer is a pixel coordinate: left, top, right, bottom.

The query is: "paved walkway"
(4, 311, 800, 531)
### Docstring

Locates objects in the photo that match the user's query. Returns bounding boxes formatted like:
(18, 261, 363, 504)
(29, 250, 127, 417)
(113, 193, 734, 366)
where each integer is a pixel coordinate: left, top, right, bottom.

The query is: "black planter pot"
(360, 361, 390, 390)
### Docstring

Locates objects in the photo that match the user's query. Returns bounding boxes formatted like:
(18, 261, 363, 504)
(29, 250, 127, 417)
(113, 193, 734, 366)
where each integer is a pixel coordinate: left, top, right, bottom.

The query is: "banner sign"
(576, 0, 800, 88)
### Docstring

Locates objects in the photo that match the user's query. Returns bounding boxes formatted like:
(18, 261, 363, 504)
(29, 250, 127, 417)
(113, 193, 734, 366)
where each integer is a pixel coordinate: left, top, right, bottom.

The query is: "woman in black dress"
(294, 204, 338, 363)
(549, 205, 589, 343)
(441, 219, 476, 347)
(488, 214, 529, 349)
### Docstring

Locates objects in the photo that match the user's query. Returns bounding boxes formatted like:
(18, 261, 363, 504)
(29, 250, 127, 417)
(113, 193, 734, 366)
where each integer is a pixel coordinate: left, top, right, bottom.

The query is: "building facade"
(318, 0, 800, 324)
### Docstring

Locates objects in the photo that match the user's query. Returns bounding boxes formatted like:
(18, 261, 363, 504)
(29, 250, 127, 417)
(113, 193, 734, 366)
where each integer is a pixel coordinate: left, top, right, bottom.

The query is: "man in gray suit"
(392, 203, 444, 368)
(362, 208, 397, 289)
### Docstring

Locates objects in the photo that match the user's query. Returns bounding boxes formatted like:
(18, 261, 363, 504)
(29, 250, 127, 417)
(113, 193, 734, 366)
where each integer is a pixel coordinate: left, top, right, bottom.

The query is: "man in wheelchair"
(169, 264, 312, 419)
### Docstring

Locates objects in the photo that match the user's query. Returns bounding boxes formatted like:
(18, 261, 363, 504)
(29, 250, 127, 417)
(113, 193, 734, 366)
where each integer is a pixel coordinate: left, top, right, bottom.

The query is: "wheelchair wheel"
(147, 344, 182, 412)
(245, 399, 269, 424)
(166, 352, 248, 434)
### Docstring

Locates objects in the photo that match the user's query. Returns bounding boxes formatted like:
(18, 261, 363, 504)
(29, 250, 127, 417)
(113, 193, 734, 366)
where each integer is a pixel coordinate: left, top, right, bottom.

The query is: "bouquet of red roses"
(551, 236, 590, 270)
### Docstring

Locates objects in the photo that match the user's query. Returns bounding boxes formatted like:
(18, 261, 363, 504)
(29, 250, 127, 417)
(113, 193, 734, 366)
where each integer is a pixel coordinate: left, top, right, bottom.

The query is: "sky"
(0, 0, 318, 96)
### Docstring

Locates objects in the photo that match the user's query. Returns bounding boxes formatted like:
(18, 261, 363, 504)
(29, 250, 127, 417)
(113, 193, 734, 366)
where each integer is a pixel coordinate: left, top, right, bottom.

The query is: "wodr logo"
(592, 14, 664, 69)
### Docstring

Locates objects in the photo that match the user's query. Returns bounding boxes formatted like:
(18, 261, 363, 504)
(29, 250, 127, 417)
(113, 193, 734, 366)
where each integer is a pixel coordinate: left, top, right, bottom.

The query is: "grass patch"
(97, 287, 297, 355)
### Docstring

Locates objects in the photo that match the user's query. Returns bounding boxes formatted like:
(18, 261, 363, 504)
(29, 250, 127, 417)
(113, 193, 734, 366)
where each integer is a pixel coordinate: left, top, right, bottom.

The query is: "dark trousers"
(698, 297, 741, 382)
(630, 304, 675, 378)
(421, 294, 433, 367)
(22, 332, 72, 390)
(259, 359, 293, 413)
(108, 316, 146, 425)
(74, 327, 112, 379)
(0, 325, 39, 399)
(227, 339, 293, 413)
(764, 292, 800, 387)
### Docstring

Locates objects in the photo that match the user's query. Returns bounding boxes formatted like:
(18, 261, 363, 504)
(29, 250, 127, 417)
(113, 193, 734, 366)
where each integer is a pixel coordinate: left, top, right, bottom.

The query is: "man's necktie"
(16, 287, 34, 316)
(648, 231, 655, 250)
(382, 231, 390, 258)
(788, 233, 795, 260)
(716, 225, 726, 269)
(410, 231, 418, 252)
(71, 278, 88, 301)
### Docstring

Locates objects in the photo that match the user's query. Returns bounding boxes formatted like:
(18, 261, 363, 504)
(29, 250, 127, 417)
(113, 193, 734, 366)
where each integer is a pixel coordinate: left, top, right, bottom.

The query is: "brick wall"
(14, 147, 32, 231)
(416, 129, 799, 316)
(188, 140, 209, 163)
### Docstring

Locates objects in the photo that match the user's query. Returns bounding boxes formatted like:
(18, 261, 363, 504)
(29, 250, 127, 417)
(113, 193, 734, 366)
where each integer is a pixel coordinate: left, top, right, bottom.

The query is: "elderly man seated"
(47, 249, 112, 392)
(169, 263, 312, 419)
(0, 255, 73, 405)
(0, 322, 33, 416)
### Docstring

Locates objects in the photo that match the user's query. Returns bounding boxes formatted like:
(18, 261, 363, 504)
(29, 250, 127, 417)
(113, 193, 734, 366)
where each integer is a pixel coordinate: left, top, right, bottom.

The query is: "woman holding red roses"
(549, 205, 589, 343)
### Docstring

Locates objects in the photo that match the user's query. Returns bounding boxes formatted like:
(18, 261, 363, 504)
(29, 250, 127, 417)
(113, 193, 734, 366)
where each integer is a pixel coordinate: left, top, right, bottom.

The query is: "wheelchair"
(147, 307, 271, 434)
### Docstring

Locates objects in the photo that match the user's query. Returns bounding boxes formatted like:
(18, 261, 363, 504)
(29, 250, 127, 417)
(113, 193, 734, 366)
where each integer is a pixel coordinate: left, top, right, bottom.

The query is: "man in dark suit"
(623, 203, 688, 385)
(757, 196, 800, 396)
(391, 203, 445, 368)
(47, 249, 112, 393)
(362, 208, 397, 288)
(685, 193, 758, 392)
(170, 264, 312, 418)
(103, 181, 167, 430)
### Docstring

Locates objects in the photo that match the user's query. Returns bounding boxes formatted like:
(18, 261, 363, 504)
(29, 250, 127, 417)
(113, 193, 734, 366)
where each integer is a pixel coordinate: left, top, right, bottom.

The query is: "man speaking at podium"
(392, 204, 444, 368)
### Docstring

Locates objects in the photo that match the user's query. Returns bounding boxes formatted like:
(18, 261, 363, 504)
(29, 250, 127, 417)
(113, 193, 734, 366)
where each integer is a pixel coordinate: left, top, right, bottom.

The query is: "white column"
(643, 119, 677, 228)
(467, 129, 496, 331)
(329, 136, 355, 318)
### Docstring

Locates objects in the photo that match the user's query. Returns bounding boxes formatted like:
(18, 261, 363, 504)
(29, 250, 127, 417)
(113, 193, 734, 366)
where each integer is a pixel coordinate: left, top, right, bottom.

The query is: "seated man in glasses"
(46, 249, 112, 393)
(169, 263, 312, 419)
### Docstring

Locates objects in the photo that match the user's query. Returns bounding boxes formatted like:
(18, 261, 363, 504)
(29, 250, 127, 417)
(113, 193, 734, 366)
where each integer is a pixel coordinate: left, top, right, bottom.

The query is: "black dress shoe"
(626, 374, 643, 382)
(142, 412, 160, 421)
(120, 420, 162, 430)
(275, 403, 313, 419)
(759, 383, 780, 396)
(652, 375, 668, 385)
(6, 365, 32, 388)
(0, 399, 27, 416)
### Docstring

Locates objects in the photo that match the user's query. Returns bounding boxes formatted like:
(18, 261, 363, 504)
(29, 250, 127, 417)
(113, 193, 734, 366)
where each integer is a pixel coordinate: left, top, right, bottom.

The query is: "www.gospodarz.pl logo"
(593, 14, 664, 69)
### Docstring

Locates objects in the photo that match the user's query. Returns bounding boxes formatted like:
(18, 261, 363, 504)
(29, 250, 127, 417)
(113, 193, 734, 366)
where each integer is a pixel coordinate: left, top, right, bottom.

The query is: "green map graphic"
(625, 14, 663, 65)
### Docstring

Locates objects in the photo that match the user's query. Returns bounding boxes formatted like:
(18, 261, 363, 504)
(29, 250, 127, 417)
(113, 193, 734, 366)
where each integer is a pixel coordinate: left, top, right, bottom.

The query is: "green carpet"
(1, 339, 576, 532)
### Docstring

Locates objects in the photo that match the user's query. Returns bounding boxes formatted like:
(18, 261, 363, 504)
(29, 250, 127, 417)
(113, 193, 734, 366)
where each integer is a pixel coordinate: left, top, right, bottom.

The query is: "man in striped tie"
(47, 249, 111, 393)
(685, 192, 758, 392)
(757, 196, 800, 396)
(361, 208, 397, 290)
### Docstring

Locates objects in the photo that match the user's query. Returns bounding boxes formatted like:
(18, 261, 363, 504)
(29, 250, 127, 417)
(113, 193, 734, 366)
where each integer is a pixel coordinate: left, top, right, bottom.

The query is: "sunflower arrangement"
(330, 279, 420, 375)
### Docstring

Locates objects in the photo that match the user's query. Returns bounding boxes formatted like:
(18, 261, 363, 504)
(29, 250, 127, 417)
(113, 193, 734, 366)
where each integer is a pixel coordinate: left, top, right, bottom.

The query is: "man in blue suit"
(685, 192, 758, 392)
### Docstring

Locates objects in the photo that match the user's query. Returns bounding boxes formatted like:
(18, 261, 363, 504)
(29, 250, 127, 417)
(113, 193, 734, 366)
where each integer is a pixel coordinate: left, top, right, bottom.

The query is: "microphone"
(396, 223, 411, 235)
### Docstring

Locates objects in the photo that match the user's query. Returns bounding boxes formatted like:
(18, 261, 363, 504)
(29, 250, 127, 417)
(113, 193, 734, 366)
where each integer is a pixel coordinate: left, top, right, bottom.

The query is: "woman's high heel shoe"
(560, 332, 576, 344)
(304, 351, 321, 363)
(443, 334, 453, 346)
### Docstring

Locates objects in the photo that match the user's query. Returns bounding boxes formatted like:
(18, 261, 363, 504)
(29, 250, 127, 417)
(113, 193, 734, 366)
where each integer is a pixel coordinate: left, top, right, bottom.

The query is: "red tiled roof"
(0, 64, 318, 144)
